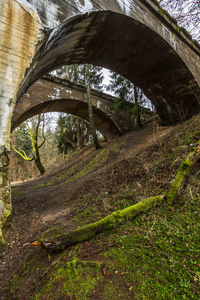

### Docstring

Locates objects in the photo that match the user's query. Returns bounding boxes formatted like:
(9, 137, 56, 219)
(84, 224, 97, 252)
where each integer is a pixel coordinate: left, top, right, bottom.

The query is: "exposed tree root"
(30, 142, 200, 251)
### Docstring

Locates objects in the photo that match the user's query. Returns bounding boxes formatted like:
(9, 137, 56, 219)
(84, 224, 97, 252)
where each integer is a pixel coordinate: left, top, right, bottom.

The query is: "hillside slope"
(1, 117, 200, 299)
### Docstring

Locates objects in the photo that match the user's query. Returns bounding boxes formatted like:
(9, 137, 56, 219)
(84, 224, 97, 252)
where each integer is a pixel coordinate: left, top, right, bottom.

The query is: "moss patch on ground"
(34, 252, 104, 300)
(102, 187, 200, 299)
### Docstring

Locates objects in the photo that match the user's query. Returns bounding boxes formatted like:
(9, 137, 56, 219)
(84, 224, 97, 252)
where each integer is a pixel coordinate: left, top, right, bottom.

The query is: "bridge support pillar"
(0, 149, 11, 251)
(0, 0, 42, 251)
(0, 94, 15, 251)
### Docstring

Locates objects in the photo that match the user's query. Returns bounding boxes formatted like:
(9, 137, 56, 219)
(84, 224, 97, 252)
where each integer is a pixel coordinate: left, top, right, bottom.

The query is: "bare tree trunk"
(34, 147, 45, 175)
(134, 85, 142, 128)
(86, 64, 102, 150)
(11, 115, 46, 176)
(81, 119, 85, 148)
(31, 115, 46, 175)
(77, 117, 82, 149)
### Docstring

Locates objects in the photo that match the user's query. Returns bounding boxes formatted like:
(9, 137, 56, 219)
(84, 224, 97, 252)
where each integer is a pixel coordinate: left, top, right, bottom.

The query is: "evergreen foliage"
(56, 114, 78, 154)
(56, 64, 104, 90)
(55, 64, 104, 150)
(106, 72, 134, 109)
(106, 71, 151, 127)
(55, 113, 91, 154)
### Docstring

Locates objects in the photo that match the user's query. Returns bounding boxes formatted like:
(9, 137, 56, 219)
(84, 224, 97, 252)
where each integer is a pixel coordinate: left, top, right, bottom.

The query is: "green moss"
(74, 206, 102, 226)
(3, 249, 52, 297)
(11, 189, 27, 196)
(40, 224, 64, 241)
(67, 148, 108, 183)
(0, 227, 7, 253)
(46, 195, 164, 250)
(158, 7, 165, 17)
(34, 257, 104, 300)
(67, 142, 124, 183)
(2, 204, 12, 226)
(167, 158, 194, 206)
(176, 25, 181, 33)
(102, 194, 200, 299)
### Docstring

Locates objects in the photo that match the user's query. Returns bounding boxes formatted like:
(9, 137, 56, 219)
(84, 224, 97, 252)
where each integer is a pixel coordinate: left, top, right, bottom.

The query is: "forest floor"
(0, 117, 200, 299)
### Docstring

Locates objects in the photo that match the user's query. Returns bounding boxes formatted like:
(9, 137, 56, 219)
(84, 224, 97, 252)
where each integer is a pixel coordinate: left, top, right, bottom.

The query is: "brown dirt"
(0, 121, 176, 295)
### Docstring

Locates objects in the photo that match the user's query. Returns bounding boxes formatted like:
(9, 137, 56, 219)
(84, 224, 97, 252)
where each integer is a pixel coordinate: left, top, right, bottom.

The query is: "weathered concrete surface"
(12, 75, 151, 139)
(1, 0, 200, 248)
(0, 0, 41, 248)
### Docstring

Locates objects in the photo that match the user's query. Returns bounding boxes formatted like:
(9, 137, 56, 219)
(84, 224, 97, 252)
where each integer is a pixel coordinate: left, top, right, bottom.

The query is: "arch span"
(13, 75, 150, 139)
(17, 10, 200, 125)
(12, 99, 122, 140)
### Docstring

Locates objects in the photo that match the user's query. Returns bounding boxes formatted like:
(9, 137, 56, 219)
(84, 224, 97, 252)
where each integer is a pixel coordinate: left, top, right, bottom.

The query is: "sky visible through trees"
(159, 0, 200, 41)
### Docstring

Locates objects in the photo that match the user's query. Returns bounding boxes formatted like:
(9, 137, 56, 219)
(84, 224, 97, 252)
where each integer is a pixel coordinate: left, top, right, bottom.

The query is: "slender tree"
(86, 64, 102, 150)
(55, 64, 104, 149)
(77, 117, 85, 149)
(56, 114, 77, 154)
(133, 85, 142, 128)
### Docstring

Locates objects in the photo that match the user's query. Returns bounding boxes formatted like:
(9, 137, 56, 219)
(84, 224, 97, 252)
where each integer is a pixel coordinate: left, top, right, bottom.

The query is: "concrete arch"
(12, 75, 142, 140)
(12, 99, 122, 140)
(18, 9, 200, 125)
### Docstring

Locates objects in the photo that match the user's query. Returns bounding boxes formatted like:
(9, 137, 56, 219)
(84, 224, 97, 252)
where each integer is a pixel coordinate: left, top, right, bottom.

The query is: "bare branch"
(11, 139, 34, 161)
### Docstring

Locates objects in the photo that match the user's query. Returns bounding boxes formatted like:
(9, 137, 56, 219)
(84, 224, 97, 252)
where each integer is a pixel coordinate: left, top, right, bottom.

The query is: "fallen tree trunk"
(31, 195, 165, 250)
(167, 142, 200, 206)
(31, 142, 200, 251)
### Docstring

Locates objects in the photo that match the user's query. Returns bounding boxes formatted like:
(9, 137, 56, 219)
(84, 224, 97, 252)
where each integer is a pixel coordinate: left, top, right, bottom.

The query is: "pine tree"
(55, 64, 104, 90)
(106, 72, 148, 128)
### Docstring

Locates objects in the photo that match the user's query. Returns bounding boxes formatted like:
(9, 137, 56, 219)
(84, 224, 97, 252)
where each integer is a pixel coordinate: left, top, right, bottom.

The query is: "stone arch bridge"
(0, 0, 200, 248)
(12, 74, 147, 140)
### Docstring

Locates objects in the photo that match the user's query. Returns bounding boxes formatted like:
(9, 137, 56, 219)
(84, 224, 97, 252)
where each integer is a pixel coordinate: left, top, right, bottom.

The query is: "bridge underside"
(12, 99, 123, 140)
(12, 75, 140, 140)
(19, 11, 200, 125)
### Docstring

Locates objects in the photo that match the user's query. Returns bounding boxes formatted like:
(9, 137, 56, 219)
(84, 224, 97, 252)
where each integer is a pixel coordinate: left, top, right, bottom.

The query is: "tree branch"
(167, 142, 200, 205)
(11, 139, 34, 161)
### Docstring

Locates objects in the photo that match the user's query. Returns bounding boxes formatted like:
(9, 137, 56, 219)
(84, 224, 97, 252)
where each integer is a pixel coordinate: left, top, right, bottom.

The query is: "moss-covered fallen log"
(30, 142, 200, 251)
(167, 142, 200, 206)
(31, 195, 165, 250)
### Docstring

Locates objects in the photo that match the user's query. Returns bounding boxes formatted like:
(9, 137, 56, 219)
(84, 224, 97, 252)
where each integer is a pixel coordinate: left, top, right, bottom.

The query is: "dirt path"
(0, 122, 175, 290)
